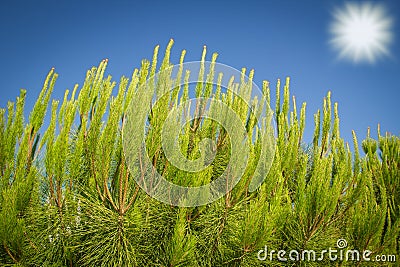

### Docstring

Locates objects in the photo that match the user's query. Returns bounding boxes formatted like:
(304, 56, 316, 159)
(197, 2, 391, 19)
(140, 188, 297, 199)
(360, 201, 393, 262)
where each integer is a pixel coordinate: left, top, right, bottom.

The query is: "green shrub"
(0, 40, 398, 266)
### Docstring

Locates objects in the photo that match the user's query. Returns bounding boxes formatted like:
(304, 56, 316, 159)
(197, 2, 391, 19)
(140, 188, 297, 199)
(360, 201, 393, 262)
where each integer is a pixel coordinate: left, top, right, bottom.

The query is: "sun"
(330, 2, 394, 64)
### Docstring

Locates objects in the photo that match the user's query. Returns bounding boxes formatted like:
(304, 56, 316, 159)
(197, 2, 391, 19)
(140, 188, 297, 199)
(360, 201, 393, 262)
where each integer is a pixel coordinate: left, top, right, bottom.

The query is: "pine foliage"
(0, 41, 399, 266)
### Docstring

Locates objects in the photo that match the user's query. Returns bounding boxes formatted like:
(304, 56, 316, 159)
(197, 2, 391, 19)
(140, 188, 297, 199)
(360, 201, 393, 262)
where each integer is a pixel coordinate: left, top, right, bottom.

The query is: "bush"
(0, 40, 399, 266)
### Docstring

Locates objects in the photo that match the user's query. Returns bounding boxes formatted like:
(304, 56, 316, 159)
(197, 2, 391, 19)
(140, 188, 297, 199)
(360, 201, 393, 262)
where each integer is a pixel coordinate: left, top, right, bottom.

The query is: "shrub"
(0, 40, 399, 266)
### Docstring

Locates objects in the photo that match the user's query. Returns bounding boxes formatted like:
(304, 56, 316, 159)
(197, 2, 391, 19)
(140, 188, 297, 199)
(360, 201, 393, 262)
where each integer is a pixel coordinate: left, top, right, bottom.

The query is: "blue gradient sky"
(1, 0, 399, 148)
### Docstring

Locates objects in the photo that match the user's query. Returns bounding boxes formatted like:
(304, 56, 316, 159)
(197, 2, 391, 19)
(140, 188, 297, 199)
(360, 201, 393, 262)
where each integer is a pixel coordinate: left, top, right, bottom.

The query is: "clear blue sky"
(1, 0, 399, 148)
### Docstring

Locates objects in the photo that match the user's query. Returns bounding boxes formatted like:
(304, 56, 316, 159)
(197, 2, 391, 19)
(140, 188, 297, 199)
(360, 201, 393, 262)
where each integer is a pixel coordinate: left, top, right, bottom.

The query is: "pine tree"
(0, 41, 398, 266)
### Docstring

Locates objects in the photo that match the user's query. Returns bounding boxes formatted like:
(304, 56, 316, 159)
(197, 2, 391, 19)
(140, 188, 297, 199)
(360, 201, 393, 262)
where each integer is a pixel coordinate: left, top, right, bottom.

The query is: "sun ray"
(329, 2, 394, 64)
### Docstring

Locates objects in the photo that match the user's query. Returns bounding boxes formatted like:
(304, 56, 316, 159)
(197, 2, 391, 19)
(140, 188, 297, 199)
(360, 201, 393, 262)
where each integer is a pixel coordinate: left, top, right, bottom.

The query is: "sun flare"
(330, 2, 393, 64)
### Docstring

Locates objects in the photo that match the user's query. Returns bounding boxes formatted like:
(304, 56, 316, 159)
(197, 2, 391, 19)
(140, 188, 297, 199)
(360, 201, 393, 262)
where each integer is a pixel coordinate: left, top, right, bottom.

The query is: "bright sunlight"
(330, 2, 393, 64)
